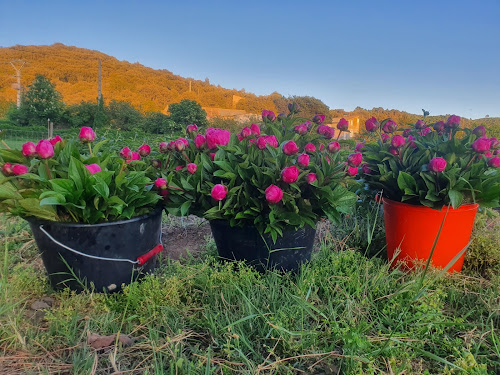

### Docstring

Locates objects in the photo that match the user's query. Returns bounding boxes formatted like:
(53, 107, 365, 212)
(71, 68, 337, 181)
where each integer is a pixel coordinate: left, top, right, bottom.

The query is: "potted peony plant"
(0, 127, 164, 291)
(361, 115, 500, 272)
(150, 104, 359, 271)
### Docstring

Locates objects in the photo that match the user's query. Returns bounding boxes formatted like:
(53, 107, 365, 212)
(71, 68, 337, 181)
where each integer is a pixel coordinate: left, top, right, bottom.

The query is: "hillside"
(0, 43, 278, 113)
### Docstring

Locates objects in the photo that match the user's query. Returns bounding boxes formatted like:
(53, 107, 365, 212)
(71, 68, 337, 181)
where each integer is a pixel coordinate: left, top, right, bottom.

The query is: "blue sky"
(0, 0, 499, 118)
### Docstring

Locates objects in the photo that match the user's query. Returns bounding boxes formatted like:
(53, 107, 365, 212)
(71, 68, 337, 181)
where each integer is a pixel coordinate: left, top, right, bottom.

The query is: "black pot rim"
(209, 219, 316, 231)
(25, 206, 164, 228)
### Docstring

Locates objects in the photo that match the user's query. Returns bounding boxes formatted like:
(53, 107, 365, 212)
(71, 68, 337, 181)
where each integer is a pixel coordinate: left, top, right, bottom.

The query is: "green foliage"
(106, 100, 142, 131)
(8, 75, 64, 127)
(141, 111, 180, 134)
(363, 121, 500, 209)
(274, 95, 332, 122)
(168, 99, 208, 127)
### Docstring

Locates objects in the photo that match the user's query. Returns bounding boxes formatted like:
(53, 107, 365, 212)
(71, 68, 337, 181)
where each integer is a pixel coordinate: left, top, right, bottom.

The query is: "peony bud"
(402, 128, 412, 137)
(194, 134, 206, 149)
(337, 118, 349, 131)
(138, 144, 151, 157)
(414, 120, 426, 130)
(49, 135, 62, 146)
(382, 119, 398, 134)
(36, 140, 54, 159)
(79, 126, 96, 143)
(281, 166, 299, 183)
(471, 138, 491, 154)
(391, 135, 405, 148)
(428, 157, 447, 172)
(120, 147, 132, 160)
(240, 126, 252, 138)
(445, 115, 461, 129)
(306, 173, 317, 184)
(167, 141, 176, 151)
(472, 126, 486, 138)
(327, 141, 341, 153)
(488, 156, 500, 168)
(22, 142, 37, 157)
(347, 152, 363, 167)
(420, 127, 432, 136)
(262, 110, 276, 122)
(175, 138, 188, 152)
(381, 133, 390, 143)
(407, 135, 417, 148)
(211, 184, 228, 201)
(297, 153, 310, 167)
(155, 178, 167, 189)
(277, 112, 286, 121)
(361, 164, 374, 175)
(152, 159, 161, 169)
(85, 164, 101, 175)
(346, 165, 358, 177)
(175, 165, 184, 171)
(283, 141, 299, 155)
(355, 142, 365, 152)
(187, 163, 197, 174)
(265, 184, 283, 204)
(365, 117, 379, 132)
(186, 124, 198, 134)
(1, 163, 13, 176)
(250, 123, 261, 136)
(12, 164, 28, 176)
(294, 124, 308, 135)
(433, 121, 445, 134)
(127, 152, 141, 163)
(312, 114, 326, 125)
(389, 147, 399, 156)
(159, 142, 169, 153)
(489, 137, 499, 149)
(288, 102, 300, 113)
(304, 143, 316, 153)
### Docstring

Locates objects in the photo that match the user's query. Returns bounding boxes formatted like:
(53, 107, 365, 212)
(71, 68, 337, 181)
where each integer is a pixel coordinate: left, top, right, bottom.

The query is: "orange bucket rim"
(382, 197, 479, 212)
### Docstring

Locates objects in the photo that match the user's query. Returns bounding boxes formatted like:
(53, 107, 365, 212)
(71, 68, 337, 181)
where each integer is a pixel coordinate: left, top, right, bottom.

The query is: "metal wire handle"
(39, 224, 163, 265)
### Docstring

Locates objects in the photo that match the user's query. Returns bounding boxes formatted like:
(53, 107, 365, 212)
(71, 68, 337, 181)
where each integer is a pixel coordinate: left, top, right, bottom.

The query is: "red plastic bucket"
(383, 198, 478, 273)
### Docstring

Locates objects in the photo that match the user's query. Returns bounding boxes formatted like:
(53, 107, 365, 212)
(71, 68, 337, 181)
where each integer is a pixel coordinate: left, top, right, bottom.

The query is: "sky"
(0, 0, 499, 119)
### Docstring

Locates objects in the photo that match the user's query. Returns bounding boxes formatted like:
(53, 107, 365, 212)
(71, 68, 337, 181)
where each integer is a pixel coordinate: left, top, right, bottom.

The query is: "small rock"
(87, 333, 133, 350)
(41, 296, 55, 306)
(31, 300, 51, 311)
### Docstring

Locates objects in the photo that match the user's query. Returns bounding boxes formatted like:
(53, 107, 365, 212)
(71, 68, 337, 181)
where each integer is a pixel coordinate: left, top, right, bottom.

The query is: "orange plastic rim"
(383, 198, 478, 273)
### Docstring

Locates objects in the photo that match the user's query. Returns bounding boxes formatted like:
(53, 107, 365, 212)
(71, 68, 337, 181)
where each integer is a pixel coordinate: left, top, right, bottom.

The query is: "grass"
(0, 214, 499, 374)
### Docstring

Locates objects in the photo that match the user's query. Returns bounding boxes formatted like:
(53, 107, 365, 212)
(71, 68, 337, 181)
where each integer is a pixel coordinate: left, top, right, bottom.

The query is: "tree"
(10, 75, 64, 126)
(106, 100, 142, 131)
(273, 95, 331, 122)
(142, 112, 180, 134)
(168, 100, 207, 127)
(94, 96, 108, 129)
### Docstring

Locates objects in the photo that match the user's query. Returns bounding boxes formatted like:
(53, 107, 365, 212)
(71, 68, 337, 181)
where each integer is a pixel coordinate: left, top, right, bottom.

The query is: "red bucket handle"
(137, 244, 164, 265)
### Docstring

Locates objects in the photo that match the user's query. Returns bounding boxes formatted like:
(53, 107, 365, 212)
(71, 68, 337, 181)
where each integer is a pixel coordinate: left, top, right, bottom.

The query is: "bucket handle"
(38, 225, 164, 265)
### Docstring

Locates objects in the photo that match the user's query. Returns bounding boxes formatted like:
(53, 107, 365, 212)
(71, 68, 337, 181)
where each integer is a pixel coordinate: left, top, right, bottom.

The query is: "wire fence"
(0, 129, 48, 149)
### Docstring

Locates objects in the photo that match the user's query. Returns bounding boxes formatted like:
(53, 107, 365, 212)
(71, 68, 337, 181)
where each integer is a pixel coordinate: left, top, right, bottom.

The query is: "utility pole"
(9, 60, 27, 108)
(97, 58, 102, 100)
(189, 79, 192, 92)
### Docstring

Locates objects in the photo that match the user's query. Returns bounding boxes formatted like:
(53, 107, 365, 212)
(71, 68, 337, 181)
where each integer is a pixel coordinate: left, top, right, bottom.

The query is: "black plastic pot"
(209, 220, 315, 272)
(28, 208, 163, 292)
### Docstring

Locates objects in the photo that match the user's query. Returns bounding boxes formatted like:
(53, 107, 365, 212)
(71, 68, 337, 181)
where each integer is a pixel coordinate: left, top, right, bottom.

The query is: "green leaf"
(0, 184, 22, 199)
(448, 189, 463, 209)
(397, 172, 417, 194)
(180, 201, 192, 216)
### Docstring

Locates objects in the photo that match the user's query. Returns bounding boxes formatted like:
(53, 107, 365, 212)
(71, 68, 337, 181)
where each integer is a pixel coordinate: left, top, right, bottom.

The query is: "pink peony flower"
(445, 115, 461, 128)
(50, 135, 62, 146)
(381, 133, 390, 143)
(337, 118, 349, 131)
(304, 143, 316, 153)
(1, 163, 13, 176)
(281, 166, 299, 183)
(85, 163, 101, 175)
(155, 178, 167, 189)
(159, 142, 169, 153)
(283, 141, 299, 155)
(265, 184, 283, 204)
(187, 163, 197, 174)
(355, 142, 365, 152)
(347, 152, 363, 167)
(297, 153, 310, 167)
(428, 157, 447, 172)
(262, 110, 276, 122)
(312, 114, 325, 125)
(186, 124, 198, 134)
(317, 125, 335, 139)
(365, 117, 379, 132)
(420, 127, 432, 136)
(138, 144, 151, 157)
(126, 152, 141, 163)
(327, 141, 341, 153)
(402, 128, 412, 137)
(361, 164, 374, 175)
(36, 140, 54, 159)
(489, 137, 499, 149)
(382, 119, 398, 133)
(414, 120, 426, 130)
(306, 173, 317, 184)
(389, 146, 399, 156)
(257, 135, 278, 150)
(472, 126, 486, 138)
(433, 121, 445, 134)
(22, 142, 36, 157)
(294, 124, 308, 135)
(488, 156, 500, 168)
(12, 164, 28, 176)
(175, 165, 184, 171)
(391, 135, 405, 148)
(194, 134, 206, 149)
(472, 138, 491, 153)
(206, 128, 231, 149)
(346, 165, 358, 176)
(79, 126, 96, 143)
(211, 184, 228, 201)
(167, 141, 176, 151)
(240, 126, 252, 138)
(120, 147, 132, 160)
(175, 139, 186, 152)
(250, 123, 261, 136)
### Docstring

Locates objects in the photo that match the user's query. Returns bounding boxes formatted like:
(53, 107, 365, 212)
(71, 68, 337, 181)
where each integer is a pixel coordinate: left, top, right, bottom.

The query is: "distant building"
(327, 116, 361, 139)
(202, 107, 259, 123)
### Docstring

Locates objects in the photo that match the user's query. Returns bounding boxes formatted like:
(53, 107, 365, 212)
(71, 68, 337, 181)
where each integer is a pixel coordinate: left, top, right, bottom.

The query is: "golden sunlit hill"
(0, 43, 278, 113)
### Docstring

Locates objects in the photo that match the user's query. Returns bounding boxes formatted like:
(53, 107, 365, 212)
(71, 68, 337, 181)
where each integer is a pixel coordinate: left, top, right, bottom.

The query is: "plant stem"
(44, 160, 52, 180)
(465, 154, 477, 169)
(88, 143, 93, 157)
(182, 152, 191, 164)
(1, 140, 11, 150)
